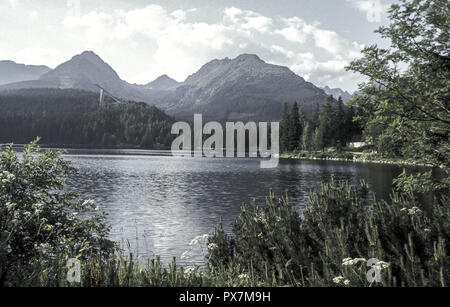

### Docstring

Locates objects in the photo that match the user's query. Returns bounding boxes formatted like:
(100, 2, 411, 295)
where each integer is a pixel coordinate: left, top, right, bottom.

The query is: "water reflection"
(63, 150, 415, 265)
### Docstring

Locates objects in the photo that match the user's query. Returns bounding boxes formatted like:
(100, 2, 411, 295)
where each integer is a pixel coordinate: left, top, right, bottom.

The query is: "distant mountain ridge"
(1, 51, 147, 102)
(0, 60, 51, 86)
(321, 86, 353, 102)
(144, 74, 180, 90)
(0, 51, 345, 121)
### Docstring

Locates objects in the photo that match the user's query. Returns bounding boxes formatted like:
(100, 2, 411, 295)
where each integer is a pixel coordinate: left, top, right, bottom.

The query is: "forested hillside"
(0, 88, 174, 148)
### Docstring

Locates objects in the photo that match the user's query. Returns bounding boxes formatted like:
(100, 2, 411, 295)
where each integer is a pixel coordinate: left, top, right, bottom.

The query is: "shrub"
(0, 140, 114, 286)
(207, 180, 450, 287)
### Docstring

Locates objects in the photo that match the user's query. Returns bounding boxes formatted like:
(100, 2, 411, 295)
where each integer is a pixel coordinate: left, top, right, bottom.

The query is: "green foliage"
(0, 88, 174, 149)
(207, 181, 449, 287)
(346, 0, 449, 189)
(281, 97, 362, 153)
(0, 139, 114, 286)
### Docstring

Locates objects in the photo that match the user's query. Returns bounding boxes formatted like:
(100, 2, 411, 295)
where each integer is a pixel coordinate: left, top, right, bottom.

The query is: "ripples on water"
(58, 149, 410, 265)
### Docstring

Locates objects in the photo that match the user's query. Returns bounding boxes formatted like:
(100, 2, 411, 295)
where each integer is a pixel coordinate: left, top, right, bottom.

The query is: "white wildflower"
(376, 261, 390, 270)
(181, 251, 191, 259)
(82, 199, 95, 207)
(408, 207, 422, 215)
(189, 234, 209, 246)
(207, 243, 218, 251)
(238, 273, 249, 280)
(342, 258, 354, 266)
(333, 276, 345, 284)
(342, 257, 367, 266)
(354, 258, 367, 264)
(343, 279, 350, 286)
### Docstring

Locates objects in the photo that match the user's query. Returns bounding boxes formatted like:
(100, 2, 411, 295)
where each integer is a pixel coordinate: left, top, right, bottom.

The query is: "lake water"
(59, 149, 416, 265)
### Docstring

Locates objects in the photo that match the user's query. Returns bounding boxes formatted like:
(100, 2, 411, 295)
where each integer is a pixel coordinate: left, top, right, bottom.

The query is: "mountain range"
(321, 86, 353, 102)
(0, 51, 353, 121)
(0, 60, 51, 86)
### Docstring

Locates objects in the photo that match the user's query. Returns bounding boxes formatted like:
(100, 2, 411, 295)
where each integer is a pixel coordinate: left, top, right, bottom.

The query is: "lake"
(58, 148, 419, 266)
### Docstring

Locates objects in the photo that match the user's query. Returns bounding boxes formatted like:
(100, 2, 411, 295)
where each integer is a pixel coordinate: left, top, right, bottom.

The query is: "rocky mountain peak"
(145, 74, 180, 90)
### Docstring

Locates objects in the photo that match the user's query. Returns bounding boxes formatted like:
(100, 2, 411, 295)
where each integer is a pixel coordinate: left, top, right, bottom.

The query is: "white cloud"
(275, 17, 314, 43)
(4, 4, 364, 91)
(8, 0, 19, 9)
(15, 48, 60, 66)
(224, 7, 273, 33)
(346, 0, 388, 23)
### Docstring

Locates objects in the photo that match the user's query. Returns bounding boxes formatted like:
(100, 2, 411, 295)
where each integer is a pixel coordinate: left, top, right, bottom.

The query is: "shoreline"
(280, 151, 436, 168)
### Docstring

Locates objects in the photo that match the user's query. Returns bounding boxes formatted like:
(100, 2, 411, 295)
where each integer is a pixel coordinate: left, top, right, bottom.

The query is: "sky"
(0, 0, 396, 92)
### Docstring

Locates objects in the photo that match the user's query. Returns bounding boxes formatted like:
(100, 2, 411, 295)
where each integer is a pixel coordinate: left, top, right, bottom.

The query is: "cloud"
(57, 4, 364, 90)
(8, 0, 19, 9)
(275, 17, 315, 43)
(15, 48, 60, 66)
(346, 0, 388, 23)
(224, 7, 273, 33)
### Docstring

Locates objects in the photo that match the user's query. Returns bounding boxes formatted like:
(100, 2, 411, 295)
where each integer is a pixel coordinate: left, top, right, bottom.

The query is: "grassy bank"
(280, 148, 435, 167)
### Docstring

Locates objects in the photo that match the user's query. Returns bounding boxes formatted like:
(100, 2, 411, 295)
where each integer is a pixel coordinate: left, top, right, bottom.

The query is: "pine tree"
(302, 122, 313, 150)
(288, 102, 301, 151)
(335, 96, 346, 146)
(298, 106, 306, 148)
(319, 95, 335, 147)
(280, 102, 290, 152)
(313, 127, 324, 151)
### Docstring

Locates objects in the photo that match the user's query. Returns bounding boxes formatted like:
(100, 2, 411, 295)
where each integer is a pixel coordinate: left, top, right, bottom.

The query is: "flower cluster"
(189, 234, 209, 246)
(372, 261, 390, 270)
(207, 243, 218, 251)
(342, 257, 367, 266)
(238, 273, 249, 280)
(184, 266, 196, 275)
(332, 276, 350, 285)
(400, 207, 422, 215)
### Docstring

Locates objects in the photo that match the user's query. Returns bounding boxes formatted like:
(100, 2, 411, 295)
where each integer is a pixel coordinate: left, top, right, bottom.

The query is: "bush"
(0, 140, 114, 286)
(207, 180, 450, 287)
(2, 140, 448, 287)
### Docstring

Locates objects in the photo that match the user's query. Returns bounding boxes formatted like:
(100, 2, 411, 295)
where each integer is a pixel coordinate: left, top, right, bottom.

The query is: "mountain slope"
(38, 51, 146, 101)
(321, 86, 353, 102)
(144, 74, 180, 90)
(0, 52, 332, 122)
(0, 60, 50, 85)
(159, 54, 328, 121)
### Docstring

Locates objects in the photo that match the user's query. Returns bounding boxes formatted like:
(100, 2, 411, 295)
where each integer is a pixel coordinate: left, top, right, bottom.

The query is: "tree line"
(280, 95, 362, 152)
(0, 89, 175, 149)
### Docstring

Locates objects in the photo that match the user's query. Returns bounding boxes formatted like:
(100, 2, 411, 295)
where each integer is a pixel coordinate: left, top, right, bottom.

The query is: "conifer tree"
(288, 102, 301, 151)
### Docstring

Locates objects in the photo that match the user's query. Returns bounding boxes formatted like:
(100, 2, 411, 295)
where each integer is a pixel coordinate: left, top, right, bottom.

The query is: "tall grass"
(4, 180, 448, 287)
